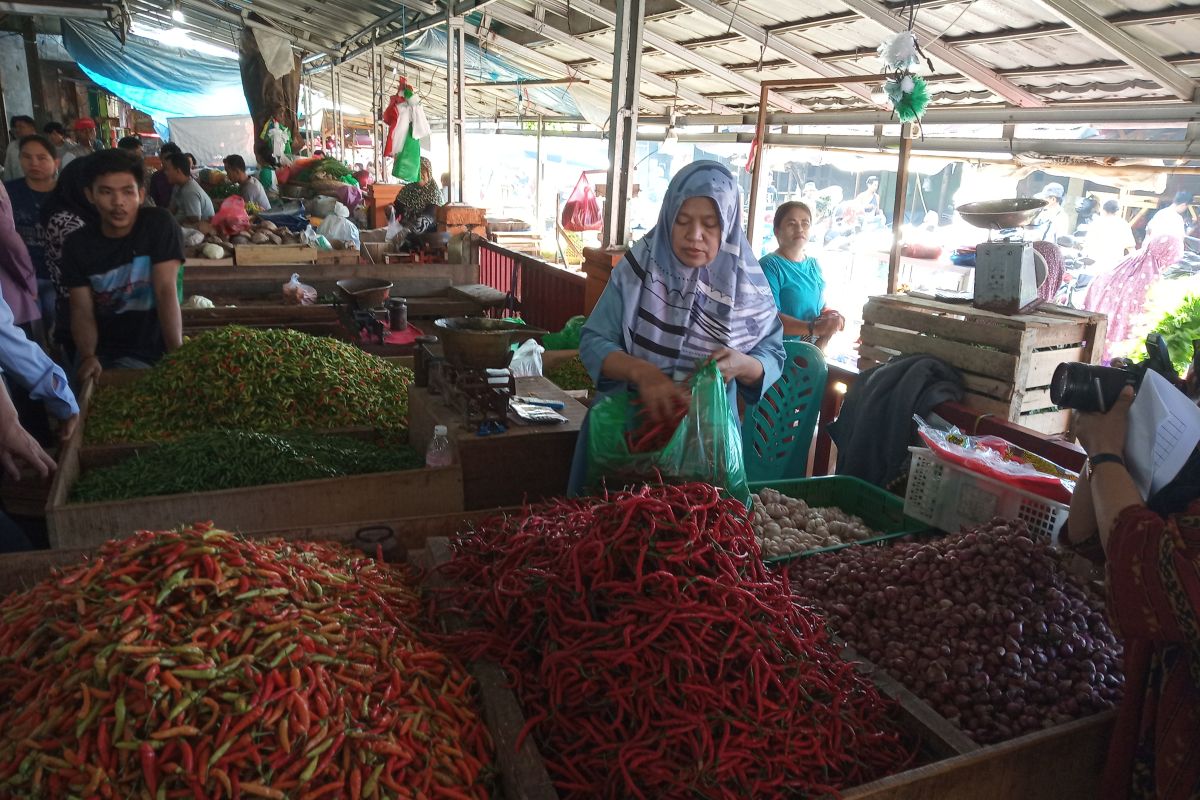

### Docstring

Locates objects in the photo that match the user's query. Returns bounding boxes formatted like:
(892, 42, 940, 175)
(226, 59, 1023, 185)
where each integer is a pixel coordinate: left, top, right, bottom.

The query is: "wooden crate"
(858, 295, 1108, 436)
(234, 243, 320, 265)
(314, 247, 360, 265)
(183, 261, 480, 303)
(47, 433, 464, 550)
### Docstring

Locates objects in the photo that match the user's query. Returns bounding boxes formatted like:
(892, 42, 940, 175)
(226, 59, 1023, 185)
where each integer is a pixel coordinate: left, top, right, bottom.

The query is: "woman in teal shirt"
(758, 201, 844, 349)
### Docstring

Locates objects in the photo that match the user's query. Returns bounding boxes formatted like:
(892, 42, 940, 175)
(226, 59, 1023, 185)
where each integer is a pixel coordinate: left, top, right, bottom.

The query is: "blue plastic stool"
(741, 340, 828, 483)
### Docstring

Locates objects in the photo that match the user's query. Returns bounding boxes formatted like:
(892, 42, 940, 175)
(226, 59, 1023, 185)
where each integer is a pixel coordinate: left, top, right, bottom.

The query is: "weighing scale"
(954, 198, 1049, 315)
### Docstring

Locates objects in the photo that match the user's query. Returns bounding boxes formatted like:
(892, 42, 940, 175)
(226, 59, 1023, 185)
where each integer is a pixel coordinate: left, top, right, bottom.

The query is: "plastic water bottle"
(425, 425, 453, 468)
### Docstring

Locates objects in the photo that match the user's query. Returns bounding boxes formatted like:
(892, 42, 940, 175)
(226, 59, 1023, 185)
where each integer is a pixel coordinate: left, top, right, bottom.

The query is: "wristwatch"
(1086, 452, 1125, 478)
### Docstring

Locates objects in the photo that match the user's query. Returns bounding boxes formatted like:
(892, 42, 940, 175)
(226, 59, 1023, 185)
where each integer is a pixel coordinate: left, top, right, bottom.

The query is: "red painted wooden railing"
(476, 240, 586, 332)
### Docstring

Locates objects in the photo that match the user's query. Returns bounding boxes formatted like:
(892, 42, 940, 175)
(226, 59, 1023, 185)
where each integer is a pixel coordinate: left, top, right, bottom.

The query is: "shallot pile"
(752, 488, 881, 559)
(788, 518, 1123, 744)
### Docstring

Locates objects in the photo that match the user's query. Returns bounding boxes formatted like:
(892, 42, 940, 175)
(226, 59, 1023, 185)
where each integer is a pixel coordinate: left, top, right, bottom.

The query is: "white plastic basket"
(904, 446, 1070, 543)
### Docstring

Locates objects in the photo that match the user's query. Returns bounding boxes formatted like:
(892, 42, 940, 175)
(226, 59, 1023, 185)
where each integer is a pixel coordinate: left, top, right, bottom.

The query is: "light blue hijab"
(619, 161, 778, 380)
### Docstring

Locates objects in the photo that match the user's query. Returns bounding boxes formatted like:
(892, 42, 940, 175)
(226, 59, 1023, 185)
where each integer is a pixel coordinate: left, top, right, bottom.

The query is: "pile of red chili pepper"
(0, 523, 494, 798)
(624, 401, 687, 453)
(433, 483, 914, 799)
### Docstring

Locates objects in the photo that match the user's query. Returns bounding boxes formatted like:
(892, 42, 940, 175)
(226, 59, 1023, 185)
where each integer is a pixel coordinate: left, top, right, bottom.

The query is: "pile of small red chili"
(625, 401, 687, 453)
(433, 483, 914, 799)
(0, 523, 493, 798)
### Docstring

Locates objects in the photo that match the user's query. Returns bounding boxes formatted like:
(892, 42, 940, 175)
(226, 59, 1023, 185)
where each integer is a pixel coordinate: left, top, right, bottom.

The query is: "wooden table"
(408, 377, 587, 510)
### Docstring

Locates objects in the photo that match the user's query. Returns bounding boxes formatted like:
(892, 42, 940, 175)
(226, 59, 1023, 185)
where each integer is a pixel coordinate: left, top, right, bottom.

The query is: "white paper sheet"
(1124, 370, 1200, 499)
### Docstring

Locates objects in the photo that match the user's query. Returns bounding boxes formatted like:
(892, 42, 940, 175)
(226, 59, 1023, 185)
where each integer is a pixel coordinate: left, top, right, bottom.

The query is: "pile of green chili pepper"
(433, 483, 915, 798)
(72, 431, 423, 503)
(85, 327, 413, 444)
(544, 356, 592, 392)
(0, 524, 494, 798)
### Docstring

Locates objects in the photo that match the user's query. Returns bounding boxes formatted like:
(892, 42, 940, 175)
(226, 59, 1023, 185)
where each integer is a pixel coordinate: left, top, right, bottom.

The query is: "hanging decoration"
(261, 118, 293, 163)
(382, 76, 431, 183)
(876, 7, 934, 125)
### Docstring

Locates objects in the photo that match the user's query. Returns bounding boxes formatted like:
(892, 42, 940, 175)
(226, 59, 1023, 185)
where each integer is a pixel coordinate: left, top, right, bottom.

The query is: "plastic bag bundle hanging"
(561, 173, 602, 232)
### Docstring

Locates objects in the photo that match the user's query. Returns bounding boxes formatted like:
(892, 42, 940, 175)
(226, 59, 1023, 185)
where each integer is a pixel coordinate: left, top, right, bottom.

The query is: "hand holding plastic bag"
(586, 360, 750, 504)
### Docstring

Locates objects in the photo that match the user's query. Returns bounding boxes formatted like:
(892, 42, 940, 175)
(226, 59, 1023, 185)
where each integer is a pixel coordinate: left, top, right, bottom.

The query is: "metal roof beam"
(838, 0, 1045, 107)
(673, 0, 880, 106)
(338, 1, 437, 52)
(533, 0, 808, 112)
(484, 2, 736, 114)
(944, 6, 1200, 48)
(1031, 0, 1196, 100)
(178, 0, 340, 55)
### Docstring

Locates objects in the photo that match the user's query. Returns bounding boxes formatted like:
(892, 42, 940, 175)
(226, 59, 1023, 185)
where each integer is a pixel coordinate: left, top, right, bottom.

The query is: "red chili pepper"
(139, 742, 157, 796)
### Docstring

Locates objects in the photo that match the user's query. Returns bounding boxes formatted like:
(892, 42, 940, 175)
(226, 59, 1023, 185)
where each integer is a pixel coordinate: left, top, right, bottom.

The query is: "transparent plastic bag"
(282, 273, 317, 306)
(509, 339, 545, 377)
(561, 174, 602, 232)
(586, 360, 749, 504)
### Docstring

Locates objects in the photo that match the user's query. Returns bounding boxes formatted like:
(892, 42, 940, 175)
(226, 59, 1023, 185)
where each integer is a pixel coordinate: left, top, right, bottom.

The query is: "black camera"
(1050, 333, 1177, 413)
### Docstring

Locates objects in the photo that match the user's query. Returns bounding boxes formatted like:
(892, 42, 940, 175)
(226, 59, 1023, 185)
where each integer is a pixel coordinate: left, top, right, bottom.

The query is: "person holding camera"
(1067, 387, 1200, 799)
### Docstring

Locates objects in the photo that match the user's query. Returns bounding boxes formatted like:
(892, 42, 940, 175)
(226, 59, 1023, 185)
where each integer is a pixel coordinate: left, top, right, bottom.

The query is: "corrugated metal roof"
(107, 0, 1200, 119)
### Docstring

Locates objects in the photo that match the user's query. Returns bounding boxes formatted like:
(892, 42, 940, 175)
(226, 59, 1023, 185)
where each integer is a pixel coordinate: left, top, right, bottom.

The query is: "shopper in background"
(5, 135, 59, 325)
(1146, 190, 1192, 249)
(41, 155, 97, 365)
(0, 180, 41, 329)
(61, 149, 184, 380)
(0, 377, 60, 552)
(3, 116, 36, 180)
(116, 135, 143, 159)
(222, 154, 271, 211)
(43, 122, 86, 168)
(1067, 387, 1200, 799)
(393, 157, 442, 233)
(1030, 182, 1070, 243)
(568, 160, 785, 493)
(147, 142, 181, 208)
(162, 152, 213, 224)
(1084, 200, 1136, 271)
(1085, 235, 1185, 362)
(758, 201, 844, 350)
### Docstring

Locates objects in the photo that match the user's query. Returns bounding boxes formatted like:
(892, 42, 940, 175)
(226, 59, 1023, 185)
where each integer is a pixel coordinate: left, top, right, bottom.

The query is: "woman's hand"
(632, 363, 688, 424)
(813, 310, 845, 338)
(711, 348, 764, 386)
(1076, 386, 1133, 457)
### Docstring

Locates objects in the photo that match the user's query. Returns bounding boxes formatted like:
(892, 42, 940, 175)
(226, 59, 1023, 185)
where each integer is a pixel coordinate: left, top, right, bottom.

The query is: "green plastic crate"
(748, 475, 929, 564)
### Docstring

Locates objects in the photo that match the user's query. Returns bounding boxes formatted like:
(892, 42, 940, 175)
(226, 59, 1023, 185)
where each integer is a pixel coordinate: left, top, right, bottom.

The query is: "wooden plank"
(425, 537, 560, 800)
(448, 283, 509, 308)
(1024, 322, 1090, 350)
(857, 344, 900, 368)
(1029, 346, 1082, 387)
(184, 257, 234, 267)
(960, 372, 1016, 403)
(1083, 315, 1108, 365)
(48, 465, 465, 550)
(1020, 387, 1055, 413)
(860, 325, 1019, 382)
(1019, 409, 1073, 436)
(862, 302, 1026, 351)
(843, 712, 1114, 800)
(871, 295, 1029, 329)
(961, 391, 1018, 421)
(235, 244, 318, 266)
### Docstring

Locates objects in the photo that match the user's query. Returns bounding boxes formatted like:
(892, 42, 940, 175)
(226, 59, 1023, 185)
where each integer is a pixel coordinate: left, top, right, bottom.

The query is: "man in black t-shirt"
(61, 149, 183, 381)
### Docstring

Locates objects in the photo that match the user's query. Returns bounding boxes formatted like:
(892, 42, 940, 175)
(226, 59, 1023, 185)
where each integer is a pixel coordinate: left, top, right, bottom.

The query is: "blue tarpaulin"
(61, 20, 249, 127)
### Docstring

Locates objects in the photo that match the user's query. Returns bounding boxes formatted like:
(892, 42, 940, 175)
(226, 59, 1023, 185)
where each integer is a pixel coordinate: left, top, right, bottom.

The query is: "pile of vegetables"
(85, 327, 413, 444)
(751, 487, 882, 558)
(0, 524, 495, 797)
(182, 219, 304, 261)
(544, 356, 592, 392)
(293, 158, 354, 185)
(434, 483, 915, 798)
(788, 518, 1123, 744)
(72, 431, 422, 503)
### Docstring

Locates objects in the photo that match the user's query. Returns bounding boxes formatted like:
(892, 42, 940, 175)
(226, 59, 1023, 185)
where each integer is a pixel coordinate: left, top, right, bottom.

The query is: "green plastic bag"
(586, 360, 750, 504)
(543, 315, 586, 350)
(391, 131, 421, 182)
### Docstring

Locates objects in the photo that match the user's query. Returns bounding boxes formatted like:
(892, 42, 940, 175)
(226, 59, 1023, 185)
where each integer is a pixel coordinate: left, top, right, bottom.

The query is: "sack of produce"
(282, 272, 317, 306)
(210, 195, 252, 237)
(316, 202, 361, 248)
(561, 173, 602, 232)
(586, 359, 749, 503)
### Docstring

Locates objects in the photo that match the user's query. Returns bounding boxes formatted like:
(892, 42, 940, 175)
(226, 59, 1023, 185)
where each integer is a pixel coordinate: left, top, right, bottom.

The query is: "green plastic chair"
(741, 339, 828, 483)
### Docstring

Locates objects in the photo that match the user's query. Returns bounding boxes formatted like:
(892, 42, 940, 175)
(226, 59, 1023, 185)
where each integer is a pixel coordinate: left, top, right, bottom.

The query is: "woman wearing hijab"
(392, 157, 441, 234)
(1084, 234, 1185, 362)
(40, 155, 97, 364)
(568, 161, 786, 494)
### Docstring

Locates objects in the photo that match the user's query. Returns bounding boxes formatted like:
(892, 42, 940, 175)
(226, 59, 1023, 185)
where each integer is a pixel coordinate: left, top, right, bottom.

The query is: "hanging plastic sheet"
(61, 20, 249, 126)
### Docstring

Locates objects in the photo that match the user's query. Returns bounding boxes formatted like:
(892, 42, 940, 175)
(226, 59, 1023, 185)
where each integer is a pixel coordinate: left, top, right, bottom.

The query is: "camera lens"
(1050, 362, 1132, 413)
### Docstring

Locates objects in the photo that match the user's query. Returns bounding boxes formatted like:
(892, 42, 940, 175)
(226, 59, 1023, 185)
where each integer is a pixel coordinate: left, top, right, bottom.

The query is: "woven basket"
(311, 178, 347, 195)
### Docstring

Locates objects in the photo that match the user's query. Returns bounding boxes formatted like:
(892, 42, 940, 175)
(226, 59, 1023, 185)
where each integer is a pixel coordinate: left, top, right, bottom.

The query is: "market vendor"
(61, 149, 184, 380)
(222, 154, 271, 211)
(392, 157, 441, 234)
(162, 152, 213, 224)
(1066, 388, 1200, 799)
(567, 161, 785, 494)
(758, 201, 844, 349)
